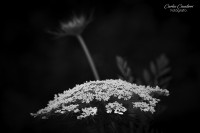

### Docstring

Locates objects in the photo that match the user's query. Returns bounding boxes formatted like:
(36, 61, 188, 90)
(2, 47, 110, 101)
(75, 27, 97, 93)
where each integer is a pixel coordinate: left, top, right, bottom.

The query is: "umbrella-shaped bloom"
(51, 15, 91, 37)
(31, 79, 169, 120)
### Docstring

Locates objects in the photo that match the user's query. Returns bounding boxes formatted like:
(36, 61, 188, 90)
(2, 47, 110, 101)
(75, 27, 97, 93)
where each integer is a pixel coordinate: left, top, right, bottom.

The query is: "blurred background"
(1, 0, 199, 133)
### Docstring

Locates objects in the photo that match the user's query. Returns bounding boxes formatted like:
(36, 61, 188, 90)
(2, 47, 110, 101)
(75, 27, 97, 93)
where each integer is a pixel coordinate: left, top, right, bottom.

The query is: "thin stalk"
(76, 34, 100, 80)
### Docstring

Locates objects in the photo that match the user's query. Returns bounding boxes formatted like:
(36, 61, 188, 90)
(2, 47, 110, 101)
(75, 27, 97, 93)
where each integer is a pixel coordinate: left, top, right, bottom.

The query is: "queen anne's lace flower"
(105, 101, 127, 115)
(31, 79, 169, 119)
(132, 102, 155, 113)
(77, 107, 97, 119)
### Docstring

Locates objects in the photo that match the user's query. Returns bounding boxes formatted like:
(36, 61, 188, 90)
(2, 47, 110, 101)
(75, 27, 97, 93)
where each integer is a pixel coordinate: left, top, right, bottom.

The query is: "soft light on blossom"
(31, 79, 169, 120)
(77, 107, 97, 119)
(105, 101, 127, 115)
(132, 102, 155, 113)
(50, 15, 91, 37)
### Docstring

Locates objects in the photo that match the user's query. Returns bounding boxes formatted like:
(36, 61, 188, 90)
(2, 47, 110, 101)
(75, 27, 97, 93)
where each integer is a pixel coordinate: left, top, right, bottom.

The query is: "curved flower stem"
(76, 34, 100, 80)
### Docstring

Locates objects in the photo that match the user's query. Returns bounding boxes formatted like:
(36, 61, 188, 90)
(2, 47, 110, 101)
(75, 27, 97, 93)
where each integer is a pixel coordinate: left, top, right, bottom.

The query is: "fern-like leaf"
(156, 54, 169, 71)
(150, 61, 157, 75)
(143, 69, 151, 83)
(141, 54, 171, 88)
(116, 56, 134, 83)
(155, 54, 171, 88)
(116, 54, 171, 88)
(157, 67, 171, 78)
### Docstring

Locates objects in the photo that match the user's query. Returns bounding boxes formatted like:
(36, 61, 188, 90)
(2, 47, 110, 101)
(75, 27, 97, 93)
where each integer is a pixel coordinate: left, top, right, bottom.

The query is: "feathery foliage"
(116, 54, 171, 88)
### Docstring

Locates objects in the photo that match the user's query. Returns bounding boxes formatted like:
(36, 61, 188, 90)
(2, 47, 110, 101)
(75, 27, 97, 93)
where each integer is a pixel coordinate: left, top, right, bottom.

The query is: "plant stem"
(76, 34, 100, 80)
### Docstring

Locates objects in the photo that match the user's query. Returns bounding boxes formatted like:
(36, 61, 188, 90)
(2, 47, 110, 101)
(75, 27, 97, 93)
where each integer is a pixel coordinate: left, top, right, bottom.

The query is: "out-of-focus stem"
(76, 34, 100, 80)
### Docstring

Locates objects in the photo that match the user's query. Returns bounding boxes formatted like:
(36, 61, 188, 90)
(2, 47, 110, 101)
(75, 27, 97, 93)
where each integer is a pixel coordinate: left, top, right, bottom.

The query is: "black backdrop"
(1, 0, 199, 133)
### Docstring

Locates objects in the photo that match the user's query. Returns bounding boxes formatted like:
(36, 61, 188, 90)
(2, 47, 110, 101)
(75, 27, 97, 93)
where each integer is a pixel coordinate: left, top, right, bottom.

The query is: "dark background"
(1, 0, 199, 133)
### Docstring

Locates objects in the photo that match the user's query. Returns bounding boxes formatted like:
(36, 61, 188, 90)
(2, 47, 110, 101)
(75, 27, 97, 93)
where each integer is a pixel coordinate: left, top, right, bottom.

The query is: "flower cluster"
(31, 79, 169, 120)
(106, 101, 127, 115)
(132, 102, 155, 113)
(77, 107, 97, 119)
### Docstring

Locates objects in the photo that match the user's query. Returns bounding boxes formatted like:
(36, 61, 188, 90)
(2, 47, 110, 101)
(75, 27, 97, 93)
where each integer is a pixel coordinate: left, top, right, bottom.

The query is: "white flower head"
(105, 101, 127, 115)
(61, 16, 85, 30)
(77, 107, 97, 119)
(31, 79, 169, 119)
